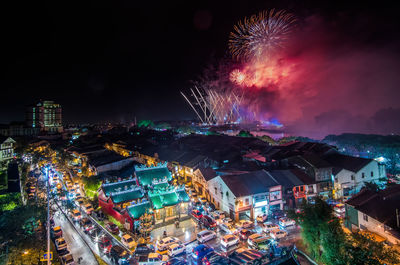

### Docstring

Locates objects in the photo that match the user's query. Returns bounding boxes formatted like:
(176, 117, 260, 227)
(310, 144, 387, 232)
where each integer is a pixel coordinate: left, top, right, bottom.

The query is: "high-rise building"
(26, 100, 63, 133)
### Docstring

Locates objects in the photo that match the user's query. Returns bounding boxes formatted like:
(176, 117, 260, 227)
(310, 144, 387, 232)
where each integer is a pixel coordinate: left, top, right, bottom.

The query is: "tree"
(138, 120, 155, 128)
(362, 181, 380, 192)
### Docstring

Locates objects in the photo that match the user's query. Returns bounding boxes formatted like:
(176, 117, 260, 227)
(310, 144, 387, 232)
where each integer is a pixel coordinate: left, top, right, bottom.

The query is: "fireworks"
(229, 9, 296, 61)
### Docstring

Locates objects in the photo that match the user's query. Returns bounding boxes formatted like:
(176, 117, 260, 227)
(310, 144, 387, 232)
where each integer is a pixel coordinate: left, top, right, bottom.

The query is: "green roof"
(176, 189, 190, 202)
(153, 182, 169, 190)
(161, 192, 179, 206)
(135, 167, 172, 186)
(127, 201, 151, 219)
(150, 195, 163, 209)
(102, 179, 138, 197)
(111, 189, 143, 204)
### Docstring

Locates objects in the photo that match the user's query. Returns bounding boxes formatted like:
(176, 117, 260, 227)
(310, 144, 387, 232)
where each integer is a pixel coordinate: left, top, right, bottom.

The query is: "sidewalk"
(150, 218, 200, 244)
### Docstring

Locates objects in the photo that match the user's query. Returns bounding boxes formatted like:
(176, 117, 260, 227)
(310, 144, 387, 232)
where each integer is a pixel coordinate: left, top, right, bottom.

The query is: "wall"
(357, 211, 400, 245)
(208, 176, 236, 215)
(95, 157, 134, 174)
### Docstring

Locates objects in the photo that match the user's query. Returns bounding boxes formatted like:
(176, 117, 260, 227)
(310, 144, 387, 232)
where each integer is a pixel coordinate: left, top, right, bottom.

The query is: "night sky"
(1, 0, 400, 137)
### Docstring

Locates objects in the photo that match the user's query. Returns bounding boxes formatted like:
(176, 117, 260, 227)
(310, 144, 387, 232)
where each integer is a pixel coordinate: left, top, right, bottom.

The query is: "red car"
(105, 222, 119, 234)
(239, 229, 253, 240)
(201, 215, 217, 229)
(191, 209, 203, 220)
(99, 236, 112, 255)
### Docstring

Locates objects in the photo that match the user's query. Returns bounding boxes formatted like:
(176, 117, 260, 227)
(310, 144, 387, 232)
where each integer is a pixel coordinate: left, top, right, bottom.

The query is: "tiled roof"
(197, 167, 217, 181)
(102, 179, 138, 196)
(135, 167, 172, 186)
(324, 153, 373, 173)
(127, 201, 151, 219)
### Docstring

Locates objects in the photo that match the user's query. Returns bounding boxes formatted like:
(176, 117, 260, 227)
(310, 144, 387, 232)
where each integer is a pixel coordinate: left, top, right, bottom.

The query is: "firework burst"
(229, 9, 296, 61)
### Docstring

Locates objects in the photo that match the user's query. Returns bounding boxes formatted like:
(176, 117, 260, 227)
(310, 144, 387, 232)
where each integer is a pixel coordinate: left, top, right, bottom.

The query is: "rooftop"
(324, 153, 373, 173)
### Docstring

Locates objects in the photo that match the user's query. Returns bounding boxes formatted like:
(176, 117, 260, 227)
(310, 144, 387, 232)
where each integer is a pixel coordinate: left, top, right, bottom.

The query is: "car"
(202, 252, 230, 265)
(191, 209, 203, 220)
(256, 214, 268, 224)
(74, 181, 80, 189)
(247, 233, 269, 247)
(251, 238, 273, 251)
(192, 244, 213, 261)
(57, 248, 70, 257)
(89, 227, 104, 243)
(199, 196, 207, 204)
(156, 237, 180, 252)
(201, 215, 217, 229)
(229, 251, 257, 264)
(60, 254, 74, 265)
(219, 223, 238, 235)
(166, 257, 186, 265)
(167, 243, 185, 257)
(75, 198, 84, 207)
(222, 217, 234, 227)
(83, 203, 94, 215)
(221, 234, 239, 249)
(52, 226, 63, 238)
(210, 211, 225, 224)
(55, 237, 67, 250)
(270, 229, 287, 240)
(197, 230, 216, 243)
(105, 222, 119, 234)
(135, 243, 155, 256)
(278, 217, 296, 228)
(98, 236, 113, 255)
(239, 229, 253, 240)
(122, 234, 136, 249)
(71, 209, 81, 221)
(270, 209, 285, 219)
(236, 220, 253, 229)
(79, 218, 94, 233)
(263, 222, 279, 232)
(110, 245, 131, 264)
(138, 253, 168, 264)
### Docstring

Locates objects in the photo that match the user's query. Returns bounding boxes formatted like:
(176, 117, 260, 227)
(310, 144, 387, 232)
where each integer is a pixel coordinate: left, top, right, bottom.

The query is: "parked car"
(137, 253, 168, 265)
(219, 223, 238, 235)
(247, 233, 269, 247)
(236, 220, 253, 229)
(270, 229, 287, 240)
(192, 244, 213, 261)
(71, 209, 81, 221)
(110, 245, 131, 265)
(263, 222, 279, 233)
(105, 222, 119, 234)
(156, 237, 180, 252)
(135, 243, 155, 256)
(199, 196, 207, 204)
(278, 217, 296, 228)
(221, 234, 239, 249)
(210, 211, 225, 224)
(52, 226, 63, 238)
(167, 243, 185, 257)
(239, 229, 253, 240)
(197, 230, 216, 243)
(60, 254, 74, 265)
(79, 218, 94, 233)
(201, 215, 217, 229)
(83, 203, 94, 215)
(191, 209, 203, 220)
(57, 248, 70, 257)
(270, 209, 285, 219)
(55, 237, 67, 250)
(256, 214, 268, 224)
(222, 217, 234, 227)
(251, 238, 273, 251)
(99, 236, 113, 255)
(202, 252, 230, 265)
(122, 234, 136, 249)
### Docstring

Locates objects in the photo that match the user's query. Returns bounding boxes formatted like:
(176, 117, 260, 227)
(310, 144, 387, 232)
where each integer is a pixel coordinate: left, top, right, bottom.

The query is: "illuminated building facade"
(26, 100, 63, 133)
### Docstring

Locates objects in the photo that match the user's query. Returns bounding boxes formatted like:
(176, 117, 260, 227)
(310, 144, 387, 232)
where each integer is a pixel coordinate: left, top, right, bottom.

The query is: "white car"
(156, 237, 180, 252)
(270, 229, 287, 240)
(83, 203, 94, 215)
(236, 220, 253, 229)
(221, 234, 239, 249)
(167, 243, 185, 257)
(263, 222, 280, 232)
(55, 237, 67, 250)
(219, 223, 237, 234)
(247, 233, 269, 247)
(256, 214, 268, 223)
(122, 234, 135, 249)
(143, 253, 169, 264)
(278, 218, 296, 228)
(197, 230, 216, 243)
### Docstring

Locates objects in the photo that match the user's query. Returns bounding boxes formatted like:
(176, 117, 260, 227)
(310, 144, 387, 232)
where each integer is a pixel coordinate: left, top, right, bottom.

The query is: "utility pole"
(46, 166, 51, 265)
(396, 208, 399, 228)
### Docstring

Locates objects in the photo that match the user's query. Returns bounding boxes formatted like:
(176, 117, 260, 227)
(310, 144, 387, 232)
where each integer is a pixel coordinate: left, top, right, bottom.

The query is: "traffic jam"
(40, 163, 299, 265)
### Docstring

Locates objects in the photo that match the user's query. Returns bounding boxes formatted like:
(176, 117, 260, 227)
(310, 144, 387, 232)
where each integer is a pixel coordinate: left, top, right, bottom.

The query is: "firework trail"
(229, 9, 296, 62)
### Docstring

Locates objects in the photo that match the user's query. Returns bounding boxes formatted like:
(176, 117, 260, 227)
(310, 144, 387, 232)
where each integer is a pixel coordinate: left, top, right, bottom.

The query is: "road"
(53, 208, 98, 265)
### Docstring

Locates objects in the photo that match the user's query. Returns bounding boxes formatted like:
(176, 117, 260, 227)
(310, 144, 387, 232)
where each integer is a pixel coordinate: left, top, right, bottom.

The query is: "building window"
(362, 173, 365, 178)
(371, 171, 373, 177)
(363, 214, 368, 222)
(351, 175, 355, 180)
(245, 198, 249, 205)
(300, 186, 304, 192)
